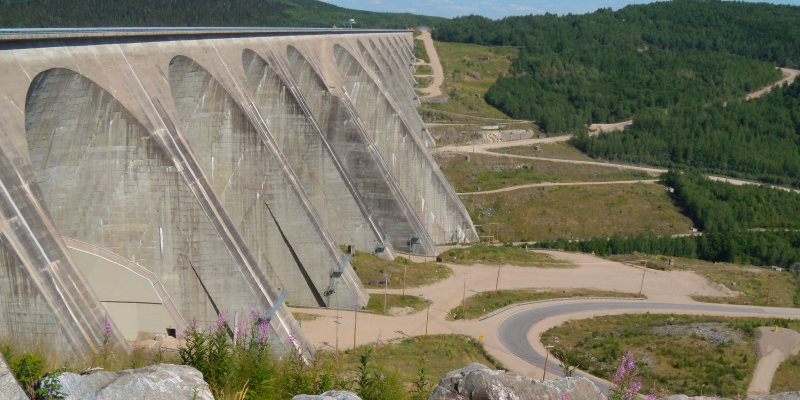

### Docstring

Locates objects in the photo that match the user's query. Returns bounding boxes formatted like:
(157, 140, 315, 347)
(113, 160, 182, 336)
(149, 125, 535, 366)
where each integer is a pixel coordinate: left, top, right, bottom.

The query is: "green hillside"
(0, 0, 443, 29)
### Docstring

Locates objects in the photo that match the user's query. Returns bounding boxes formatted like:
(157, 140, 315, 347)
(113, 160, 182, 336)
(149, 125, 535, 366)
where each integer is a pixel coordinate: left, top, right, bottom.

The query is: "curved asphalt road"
(497, 301, 800, 393)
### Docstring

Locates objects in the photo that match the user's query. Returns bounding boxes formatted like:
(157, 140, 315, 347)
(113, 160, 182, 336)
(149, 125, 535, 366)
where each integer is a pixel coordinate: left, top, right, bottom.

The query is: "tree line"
(0, 0, 444, 29)
(432, 0, 800, 133)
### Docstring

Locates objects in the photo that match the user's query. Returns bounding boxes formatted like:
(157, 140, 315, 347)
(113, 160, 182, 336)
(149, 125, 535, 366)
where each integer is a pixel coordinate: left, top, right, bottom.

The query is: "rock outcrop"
(294, 390, 364, 400)
(0, 353, 27, 400)
(429, 363, 604, 400)
(666, 394, 800, 400)
(56, 363, 214, 400)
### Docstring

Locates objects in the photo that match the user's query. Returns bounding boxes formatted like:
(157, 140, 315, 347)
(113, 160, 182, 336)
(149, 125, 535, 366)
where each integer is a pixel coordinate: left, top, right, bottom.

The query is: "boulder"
(56, 363, 214, 400)
(0, 353, 27, 400)
(429, 363, 604, 400)
(666, 394, 800, 400)
(293, 391, 363, 400)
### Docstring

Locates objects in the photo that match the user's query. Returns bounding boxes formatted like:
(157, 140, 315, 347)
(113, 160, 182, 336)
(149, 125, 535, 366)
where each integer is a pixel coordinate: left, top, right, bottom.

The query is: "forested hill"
(0, 0, 443, 29)
(432, 0, 800, 132)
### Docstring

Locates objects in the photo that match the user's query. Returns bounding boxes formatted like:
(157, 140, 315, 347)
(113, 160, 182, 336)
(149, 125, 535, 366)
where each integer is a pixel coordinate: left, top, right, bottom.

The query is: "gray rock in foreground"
(0, 353, 27, 400)
(428, 363, 605, 400)
(293, 391, 364, 400)
(666, 394, 800, 400)
(56, 363, 214, 400)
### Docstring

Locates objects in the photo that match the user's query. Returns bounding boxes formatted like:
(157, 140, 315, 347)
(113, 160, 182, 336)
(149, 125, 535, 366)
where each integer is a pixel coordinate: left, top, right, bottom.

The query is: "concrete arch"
(285, 44, 433, 255)
(333, 44, 478, 245)
(25, 67, 261, 344)
(168, 54, 366, 309)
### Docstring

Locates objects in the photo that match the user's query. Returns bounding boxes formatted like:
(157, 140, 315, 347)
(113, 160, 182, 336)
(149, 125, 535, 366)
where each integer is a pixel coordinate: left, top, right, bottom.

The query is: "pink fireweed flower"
(103, 319, 112, 336)
(561, 393, 570, 400)
(131, 342, 139, 351)
(259, 320, 270, 344)
(250, 307, 259, 318)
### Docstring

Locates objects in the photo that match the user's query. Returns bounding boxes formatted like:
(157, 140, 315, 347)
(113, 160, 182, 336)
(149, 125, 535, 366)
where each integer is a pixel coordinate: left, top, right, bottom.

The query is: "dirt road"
(413, 30, 444, 99)
(748, 68, 800, 100)
(748, 326, 800, 397)
(455, 179, 658, 195)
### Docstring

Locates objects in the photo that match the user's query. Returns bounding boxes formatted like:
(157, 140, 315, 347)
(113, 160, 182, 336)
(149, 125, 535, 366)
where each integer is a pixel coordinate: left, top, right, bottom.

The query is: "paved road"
(497, 301, 800, 393)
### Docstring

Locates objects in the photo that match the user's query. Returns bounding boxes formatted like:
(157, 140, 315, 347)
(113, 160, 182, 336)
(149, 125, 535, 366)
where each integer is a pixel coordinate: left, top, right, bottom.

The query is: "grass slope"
(435, 152, 652, 193)
(543, 314, 800, 397)
(465, 183, 694, 242)
(773, 353, 800, 392)
(491, 142, 594, 161)
(424, 41, 519, 118)
(436, 245, 572, 267)
(350, 251, 451, 290)
(366, 294, 427, 316)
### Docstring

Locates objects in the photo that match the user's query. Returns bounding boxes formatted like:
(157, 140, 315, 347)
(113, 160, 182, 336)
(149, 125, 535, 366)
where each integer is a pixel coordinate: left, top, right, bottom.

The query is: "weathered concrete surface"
(429, 363, 605, 400)
(56, 364, 214, 400)
(0, 30, 476, 358)
(0, 352, 27, 400)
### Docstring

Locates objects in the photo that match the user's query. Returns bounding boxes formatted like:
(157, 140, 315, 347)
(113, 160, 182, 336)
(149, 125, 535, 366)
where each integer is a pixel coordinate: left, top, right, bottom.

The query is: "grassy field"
(291, 312, 321, 321)
(416, 76, 433, 89)
(610, 253, 800, 308)
(463, 183, 693, 242)
(434, 152, 653, 193)
(366, 294, 427, 316)
(318, 334, 503, 391)
(414, 38, 430, 63)
(350, 251, 451, 290)
(436, 245, 573, 267)
(491, 142, 595, 161)
(542, 314, 800, 397)
(774, 353, 800, 392)
(428, 123, 542, 147)
(423, 41, 519, 118)
(415, 65, 432, 75)
(448, 288, 642, 320)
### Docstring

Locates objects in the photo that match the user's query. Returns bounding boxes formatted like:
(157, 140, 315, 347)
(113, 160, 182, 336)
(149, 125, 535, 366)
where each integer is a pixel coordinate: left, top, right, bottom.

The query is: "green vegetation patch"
(448, 288, 642, 320)
(291, 312, 321, 321)
(416, 76, 433, 89)
(434, 1, 793, 133)
(465, 183, 693, 242)
(437, 245, 572, 267)
(610, 253, 800, 308)
(414, 38, 430, 63)
(773, 353, 800, 393)
(414, 65, 432, 75)
(366, 294, 427, 316)
(491, 142, 593, 161)
(350, 251, 451, 289)
(663, 170, 800, 232)
(424, 41, 519, 119)
(434, 152, 652, 193)
(542, 314, 800, 397)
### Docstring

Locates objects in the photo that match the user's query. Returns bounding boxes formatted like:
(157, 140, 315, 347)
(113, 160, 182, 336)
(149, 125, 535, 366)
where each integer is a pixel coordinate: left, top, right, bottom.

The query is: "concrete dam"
(0, 28, 478, 359)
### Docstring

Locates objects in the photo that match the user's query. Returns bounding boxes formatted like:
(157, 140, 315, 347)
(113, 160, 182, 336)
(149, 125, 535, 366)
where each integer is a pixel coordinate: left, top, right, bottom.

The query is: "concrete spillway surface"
(0, 29, 477, 358)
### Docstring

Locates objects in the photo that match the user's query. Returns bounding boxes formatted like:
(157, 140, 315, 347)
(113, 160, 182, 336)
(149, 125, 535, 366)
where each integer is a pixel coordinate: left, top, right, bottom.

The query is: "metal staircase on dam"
(0, 28, 478, 359)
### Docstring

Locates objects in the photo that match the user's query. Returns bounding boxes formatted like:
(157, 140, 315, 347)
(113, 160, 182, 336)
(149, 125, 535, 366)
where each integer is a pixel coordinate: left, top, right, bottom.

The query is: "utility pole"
(384, 274, 389, 314)
(462, 272, 467, 318)
(403, 265, 407, 296)
(425, 300, 431, 341)
(639, 262, 647, 296)
(353, 304, 358, 355)
(334, 309, 340, 356)
(542, 345, 554, 380)
(767, 273, 773, 305)
(495, 264, 501, 294)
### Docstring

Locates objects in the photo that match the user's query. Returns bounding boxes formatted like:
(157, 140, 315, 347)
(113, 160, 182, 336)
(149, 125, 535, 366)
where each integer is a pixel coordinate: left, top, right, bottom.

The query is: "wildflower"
(131, 342, 139, 351)
(259, 320, 270, 344)
(561, 393, 570, 400)
(249, 307, 259, 318)
(103, 318, 112, 336)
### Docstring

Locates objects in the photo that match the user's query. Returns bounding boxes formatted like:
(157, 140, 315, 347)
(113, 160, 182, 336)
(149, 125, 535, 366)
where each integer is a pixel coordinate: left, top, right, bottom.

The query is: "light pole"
(353, 303, 358, 355)
(384, 273, 389, 314)
(334, 309, 342, 357)
(767, 272, 773, 305)
(639, 262, 647, 296)
(462, 272, 468, 319)
(542, 345, 554, 380)
(403, 265, 407, 296)
(424, 298, 432, 341)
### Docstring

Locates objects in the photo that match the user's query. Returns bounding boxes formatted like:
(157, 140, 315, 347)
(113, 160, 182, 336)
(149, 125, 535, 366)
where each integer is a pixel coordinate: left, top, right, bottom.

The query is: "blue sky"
(323, 0, 800, 20)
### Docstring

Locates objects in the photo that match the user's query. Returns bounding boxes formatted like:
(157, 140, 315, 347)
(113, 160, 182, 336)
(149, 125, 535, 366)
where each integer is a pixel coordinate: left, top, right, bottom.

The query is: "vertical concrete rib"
(332, 42, 478, 245)
(242, 48, 397, 261)
(167, 50, 367, 310)
(283, 43, 436, 255)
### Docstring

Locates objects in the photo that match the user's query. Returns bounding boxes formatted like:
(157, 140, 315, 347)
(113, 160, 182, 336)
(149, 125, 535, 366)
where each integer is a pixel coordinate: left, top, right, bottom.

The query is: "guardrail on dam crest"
(0, 29, 478, 359)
